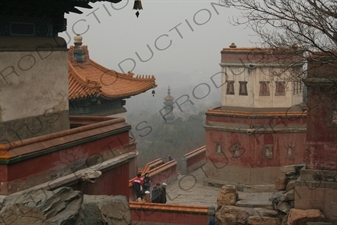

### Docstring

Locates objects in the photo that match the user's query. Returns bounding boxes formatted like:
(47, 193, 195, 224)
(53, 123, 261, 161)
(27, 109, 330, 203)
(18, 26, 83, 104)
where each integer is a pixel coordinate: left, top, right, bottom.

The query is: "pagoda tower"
(163, 86, 175, 124)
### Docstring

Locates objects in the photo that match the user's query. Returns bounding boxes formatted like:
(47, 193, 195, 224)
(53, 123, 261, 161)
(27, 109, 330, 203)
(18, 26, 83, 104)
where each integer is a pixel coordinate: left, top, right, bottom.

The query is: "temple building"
(68, 35, 157, 119)
(204, 44, 307, 190)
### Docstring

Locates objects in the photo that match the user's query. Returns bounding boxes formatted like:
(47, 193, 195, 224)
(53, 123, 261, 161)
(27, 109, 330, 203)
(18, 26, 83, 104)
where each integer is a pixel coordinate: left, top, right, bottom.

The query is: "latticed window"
(275, 81, 286, 96)
(293, 81, 302, 95)
(239, 81, 248, 95)
(226, 81, 234, 95)
(259, 81, 270, 96)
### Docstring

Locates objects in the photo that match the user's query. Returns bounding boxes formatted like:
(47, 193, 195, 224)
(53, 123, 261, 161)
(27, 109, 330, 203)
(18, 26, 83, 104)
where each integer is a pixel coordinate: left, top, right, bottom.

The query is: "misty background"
(59, 0, 257, 168)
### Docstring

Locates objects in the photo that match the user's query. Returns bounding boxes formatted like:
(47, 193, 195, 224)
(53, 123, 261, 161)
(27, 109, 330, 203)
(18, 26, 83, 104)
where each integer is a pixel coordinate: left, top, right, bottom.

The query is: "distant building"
(204, 43, 307, 189)
(162, 86, 175, 123)
(68, 35, 157, 119)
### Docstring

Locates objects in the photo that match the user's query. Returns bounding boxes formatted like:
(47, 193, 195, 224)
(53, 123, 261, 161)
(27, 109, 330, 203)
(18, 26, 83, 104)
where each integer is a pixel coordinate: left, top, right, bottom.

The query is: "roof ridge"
(69, 61, 101, 88)
(89, 59, 156, 82)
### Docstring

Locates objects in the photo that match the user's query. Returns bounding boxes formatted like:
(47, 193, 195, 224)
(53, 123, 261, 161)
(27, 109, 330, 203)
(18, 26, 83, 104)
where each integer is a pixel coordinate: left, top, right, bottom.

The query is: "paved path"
(165, 168, 274, 208)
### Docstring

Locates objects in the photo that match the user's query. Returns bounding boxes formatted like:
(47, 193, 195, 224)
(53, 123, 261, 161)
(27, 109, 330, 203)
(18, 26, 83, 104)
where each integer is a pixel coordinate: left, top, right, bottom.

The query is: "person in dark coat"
(151, 183, 161, 203)
(208, 217, 215, 225)
(143, 172, 151, 192)
(159, 183, 167, 204)
(208, 213, 216, 225)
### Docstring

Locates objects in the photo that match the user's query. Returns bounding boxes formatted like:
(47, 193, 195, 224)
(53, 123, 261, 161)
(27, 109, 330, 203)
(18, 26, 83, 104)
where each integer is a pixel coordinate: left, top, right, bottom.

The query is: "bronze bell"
(133, 0, 143, 10)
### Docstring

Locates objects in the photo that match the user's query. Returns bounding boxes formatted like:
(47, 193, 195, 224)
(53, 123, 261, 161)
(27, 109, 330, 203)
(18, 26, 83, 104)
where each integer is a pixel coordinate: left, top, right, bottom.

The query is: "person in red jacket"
(133, 172, 143, 199)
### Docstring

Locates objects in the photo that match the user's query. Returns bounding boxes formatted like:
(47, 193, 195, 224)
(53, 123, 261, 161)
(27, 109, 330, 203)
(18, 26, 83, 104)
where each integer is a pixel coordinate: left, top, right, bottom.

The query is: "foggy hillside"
(125, 72, 222, 168)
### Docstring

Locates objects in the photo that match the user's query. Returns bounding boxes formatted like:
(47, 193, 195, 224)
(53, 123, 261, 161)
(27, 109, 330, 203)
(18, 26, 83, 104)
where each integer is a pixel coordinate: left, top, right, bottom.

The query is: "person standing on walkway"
(159, 183, 167, 204)
(133, 172, 143, 199)
(167, 155, 174, 161)
(143, 172, 151, 192)
(208, 217, 215, 225)
(143, 191, 151, 202)
(151, 183, 161, 203)
(208, 213, 217, 225)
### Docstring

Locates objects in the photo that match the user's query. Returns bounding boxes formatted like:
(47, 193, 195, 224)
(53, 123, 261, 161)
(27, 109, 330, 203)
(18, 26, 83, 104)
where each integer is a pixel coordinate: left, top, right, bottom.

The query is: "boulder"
(217, 185, 238, 207)
(287, 209, 326, 225)
(270, 191, 284, 205)
(294, 164, 305, 173)
(247, 216, 281, 225)
(280, 190, 295, 202)
(281, 165, 296, 176)
(281, 214, 288, 225)
(255, 208, 278, 217)
(281, 164, 305, 176)
(216, 205, 251, 225)
(0, 187, 83, 225)
(276, 201, 291, 214)
(285, 180, 297, 192)
(81, 195, 131, 225)
(275, 177, 288, 191)
(0, 187, 132, 225)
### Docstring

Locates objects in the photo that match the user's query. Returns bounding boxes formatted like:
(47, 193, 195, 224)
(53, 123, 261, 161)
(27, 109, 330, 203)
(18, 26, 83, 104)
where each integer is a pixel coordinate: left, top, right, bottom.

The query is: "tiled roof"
(68, 45, 157, 101)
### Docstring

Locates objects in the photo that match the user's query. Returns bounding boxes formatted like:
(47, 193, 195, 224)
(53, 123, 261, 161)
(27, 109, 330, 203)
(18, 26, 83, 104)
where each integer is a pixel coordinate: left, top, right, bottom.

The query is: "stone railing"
(180, 145, 206, 175)
(129, 202, 214, 225)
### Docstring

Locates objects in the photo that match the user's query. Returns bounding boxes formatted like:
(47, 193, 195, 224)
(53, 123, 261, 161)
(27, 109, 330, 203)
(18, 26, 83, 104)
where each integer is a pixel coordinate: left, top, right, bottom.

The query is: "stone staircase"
(214, 163, 333, 225)
(216, 185, 281, 225)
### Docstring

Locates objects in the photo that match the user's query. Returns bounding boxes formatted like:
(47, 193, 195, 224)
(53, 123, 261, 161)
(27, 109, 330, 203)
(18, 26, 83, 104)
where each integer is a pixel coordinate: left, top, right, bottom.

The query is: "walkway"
(165, 167, 274, 209)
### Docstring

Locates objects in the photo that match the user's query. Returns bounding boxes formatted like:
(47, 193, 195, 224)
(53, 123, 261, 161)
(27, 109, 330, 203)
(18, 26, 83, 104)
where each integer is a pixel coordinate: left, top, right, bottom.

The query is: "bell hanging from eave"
(133, 0, 143, 18)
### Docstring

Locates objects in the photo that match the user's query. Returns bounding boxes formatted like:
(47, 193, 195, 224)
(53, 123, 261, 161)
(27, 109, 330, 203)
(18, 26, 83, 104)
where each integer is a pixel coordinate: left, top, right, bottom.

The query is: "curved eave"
(68, 62, 102, 100)
(84, 59, 157, 99)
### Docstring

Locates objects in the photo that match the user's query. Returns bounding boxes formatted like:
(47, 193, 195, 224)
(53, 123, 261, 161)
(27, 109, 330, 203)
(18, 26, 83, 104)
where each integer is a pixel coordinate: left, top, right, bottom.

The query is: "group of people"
(132, 172, 167, 203)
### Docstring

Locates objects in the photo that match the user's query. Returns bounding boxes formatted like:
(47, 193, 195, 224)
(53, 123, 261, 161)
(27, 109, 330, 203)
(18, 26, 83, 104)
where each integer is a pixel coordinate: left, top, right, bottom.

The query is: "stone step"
(248, 216, 281, 225)
(236, 200, 274, 210)
(236, 192, 274, 210)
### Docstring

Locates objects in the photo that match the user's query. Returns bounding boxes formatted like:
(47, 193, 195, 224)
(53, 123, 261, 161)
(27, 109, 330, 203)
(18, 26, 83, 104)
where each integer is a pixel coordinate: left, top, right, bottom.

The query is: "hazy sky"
(60, 0, 257, 85)
(59, 0, 259, 115)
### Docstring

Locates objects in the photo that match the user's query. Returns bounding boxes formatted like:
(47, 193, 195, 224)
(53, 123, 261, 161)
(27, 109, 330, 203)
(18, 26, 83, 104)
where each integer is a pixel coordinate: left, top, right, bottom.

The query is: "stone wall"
(0, 36, 69, 142)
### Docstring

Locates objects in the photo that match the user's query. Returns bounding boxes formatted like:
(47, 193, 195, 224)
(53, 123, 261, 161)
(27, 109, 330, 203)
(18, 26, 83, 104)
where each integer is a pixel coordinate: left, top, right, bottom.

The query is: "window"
(263, 145, 273, 159)
(239, 81, 248, 95)
(215, 142, 223, 154)
(285, 144, 294, 158)
(293, 81, 302, 95)
(259, 81, 270, 96)
(275, 81, 286, 96)
(226, 81, 234, 95)
(230, 143, 242, 158)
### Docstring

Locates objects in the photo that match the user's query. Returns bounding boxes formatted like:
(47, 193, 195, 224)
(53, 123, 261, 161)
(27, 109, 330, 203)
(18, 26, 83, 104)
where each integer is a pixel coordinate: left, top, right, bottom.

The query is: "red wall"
(72, 162, 129, 196)
(187, 151, 205, 168)
(205, 113, 306, 168)
(130, 207, 208, 225)
(207, 115, 306, 126)
(4, 132, 129, 182)
(206, 129, 306, 168)
(305, 59, 337, 170)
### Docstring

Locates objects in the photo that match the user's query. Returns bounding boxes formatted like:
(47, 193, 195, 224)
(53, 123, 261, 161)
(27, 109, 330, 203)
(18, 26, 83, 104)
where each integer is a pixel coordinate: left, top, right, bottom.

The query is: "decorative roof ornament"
(133, 0, 143, 18)
(74, 34, 83, 48)
(229, 43, 237, 48)
(168, 86, 171, 95)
